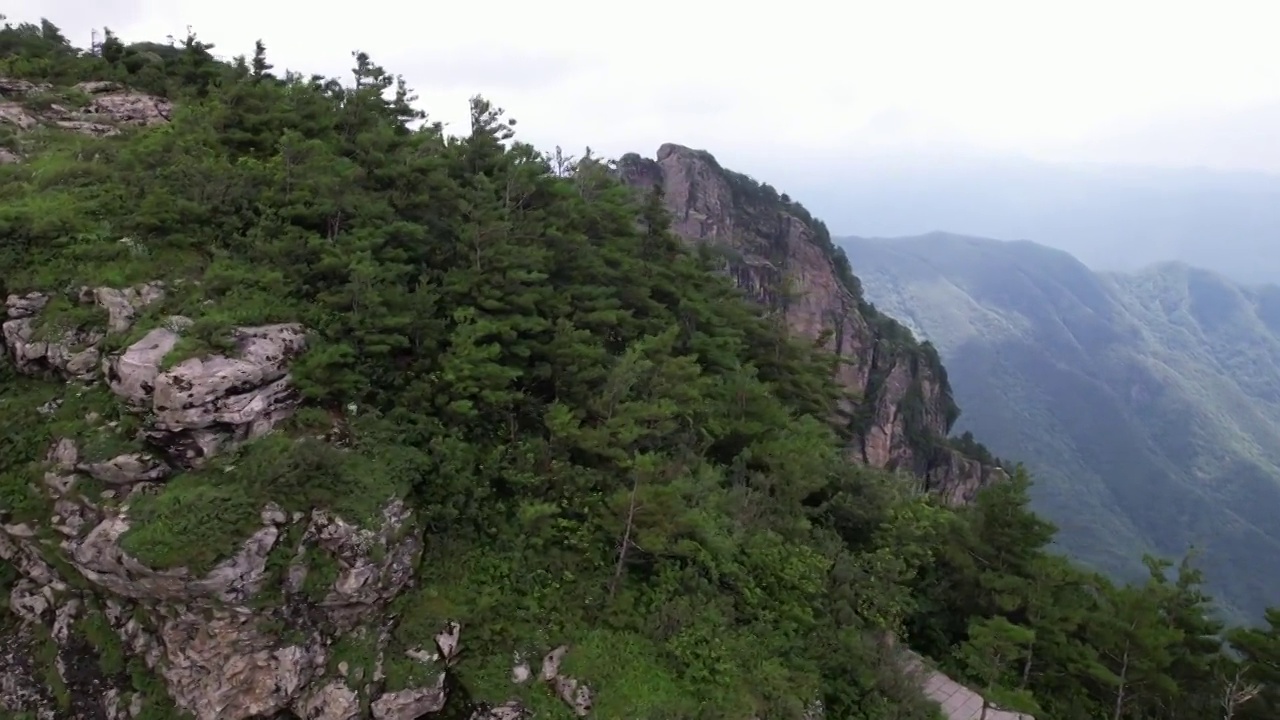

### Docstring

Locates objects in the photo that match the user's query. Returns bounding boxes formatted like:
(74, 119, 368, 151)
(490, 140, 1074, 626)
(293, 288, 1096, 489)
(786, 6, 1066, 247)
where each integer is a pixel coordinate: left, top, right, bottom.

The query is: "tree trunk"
(1020, 644, 1034, 689)
(607, 472, 641, 600)
(1112, 647, 1130, 720)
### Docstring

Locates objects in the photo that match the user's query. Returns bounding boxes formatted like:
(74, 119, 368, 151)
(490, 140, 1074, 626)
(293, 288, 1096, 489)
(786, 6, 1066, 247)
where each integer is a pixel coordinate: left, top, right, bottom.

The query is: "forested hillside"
(1, 16, 1279, 720)
(843, 232, 1280, 624)
(616, 145, 1007, 505)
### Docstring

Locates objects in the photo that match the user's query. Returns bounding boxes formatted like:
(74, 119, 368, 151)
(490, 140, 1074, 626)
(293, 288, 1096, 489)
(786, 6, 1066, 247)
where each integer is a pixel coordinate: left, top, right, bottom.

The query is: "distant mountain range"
(842, 232, 1280, 622)
(760, 157, 1280, 286)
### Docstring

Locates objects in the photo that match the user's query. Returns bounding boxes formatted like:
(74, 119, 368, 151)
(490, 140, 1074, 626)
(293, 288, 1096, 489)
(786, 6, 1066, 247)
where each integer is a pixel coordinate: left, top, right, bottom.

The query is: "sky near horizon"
(8, 0, 1280, 173)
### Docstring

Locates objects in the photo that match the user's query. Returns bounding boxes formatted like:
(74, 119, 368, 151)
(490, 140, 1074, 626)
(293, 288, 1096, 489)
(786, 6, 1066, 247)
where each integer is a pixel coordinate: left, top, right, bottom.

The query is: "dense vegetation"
(2, 16, 1279, 720)
(635, 147, 960, 427)
(616, 149, 962, 456)
(845, 232, 1280, 625)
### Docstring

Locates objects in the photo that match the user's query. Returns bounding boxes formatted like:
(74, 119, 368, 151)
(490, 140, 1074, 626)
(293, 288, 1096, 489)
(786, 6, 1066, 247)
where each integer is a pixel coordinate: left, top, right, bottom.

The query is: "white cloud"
(8, 0, 1280, 171)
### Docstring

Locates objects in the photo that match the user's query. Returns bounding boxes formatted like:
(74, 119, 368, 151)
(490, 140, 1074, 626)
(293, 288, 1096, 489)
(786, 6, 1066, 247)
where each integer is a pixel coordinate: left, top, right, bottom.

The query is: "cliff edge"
(619, 144, 1005, 502)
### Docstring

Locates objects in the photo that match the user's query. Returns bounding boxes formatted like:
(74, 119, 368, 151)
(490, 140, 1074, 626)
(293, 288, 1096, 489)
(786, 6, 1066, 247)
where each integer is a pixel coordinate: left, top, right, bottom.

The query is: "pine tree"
(954, 616, 1038, 719)
(250, 39, 273, 79)
(1089, 578, 1182, 720)
(1228, 607, 1280, 720)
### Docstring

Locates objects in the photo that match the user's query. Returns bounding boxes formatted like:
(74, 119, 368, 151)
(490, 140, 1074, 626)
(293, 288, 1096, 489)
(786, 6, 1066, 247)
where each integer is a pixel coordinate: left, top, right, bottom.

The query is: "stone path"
(900, 650, 1034, 720)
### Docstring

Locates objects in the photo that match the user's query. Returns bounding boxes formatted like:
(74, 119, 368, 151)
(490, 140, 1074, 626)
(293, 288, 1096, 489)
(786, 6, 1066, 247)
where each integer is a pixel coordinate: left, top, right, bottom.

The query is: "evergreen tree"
(1228, 608, 1280, 720)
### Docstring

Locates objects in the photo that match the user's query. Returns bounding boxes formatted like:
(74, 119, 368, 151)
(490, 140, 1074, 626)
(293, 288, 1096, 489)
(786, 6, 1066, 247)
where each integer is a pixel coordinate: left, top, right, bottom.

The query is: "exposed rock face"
(73, 80, 173, 128)
(0, 505, 441, 720)
(618, 144, 1005, 501)
(1, 282, 597, 719)
(539, 645, 593, 717)
(371, 675, 448, 720)
(0, 76, 171, 162)
(1, 283, 373, 718)
(4, 283, 306, 469)
(2, 283, 165, 381)
(924, 448, 1010, 506)
(128, 323, 308, 467)
(4, 291, 99, 381)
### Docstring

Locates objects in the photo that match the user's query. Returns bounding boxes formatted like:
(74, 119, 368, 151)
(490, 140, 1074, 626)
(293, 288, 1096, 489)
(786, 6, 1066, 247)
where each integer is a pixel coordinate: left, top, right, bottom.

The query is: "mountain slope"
(842, 232, 1280, 621)
(4, 16, 1278, 720)
(618, 146, 1005, 502)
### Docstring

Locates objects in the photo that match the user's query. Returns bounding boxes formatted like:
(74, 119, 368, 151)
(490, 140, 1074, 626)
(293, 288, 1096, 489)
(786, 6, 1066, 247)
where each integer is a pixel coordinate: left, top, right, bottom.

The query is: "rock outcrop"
(0, 77, 171, 163)
(0, 282, 597, 719)
(3, 282, 306, 469)
(619, 144, 1005, 502)
(119, 322, 308, 467)
(3, 283, 166, 381)
(0, 282, 403, 718)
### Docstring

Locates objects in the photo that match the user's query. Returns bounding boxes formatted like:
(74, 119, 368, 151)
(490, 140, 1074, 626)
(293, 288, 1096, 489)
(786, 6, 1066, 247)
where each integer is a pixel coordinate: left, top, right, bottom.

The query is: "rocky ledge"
(0, 283, 593, 719)
(0, 77, 171, 163)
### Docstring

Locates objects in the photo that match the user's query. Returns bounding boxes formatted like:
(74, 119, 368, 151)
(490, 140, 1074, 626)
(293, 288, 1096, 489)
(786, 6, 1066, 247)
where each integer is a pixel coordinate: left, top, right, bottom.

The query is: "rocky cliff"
(0, 281, 592, 720)
(618, 145, 1004, 502)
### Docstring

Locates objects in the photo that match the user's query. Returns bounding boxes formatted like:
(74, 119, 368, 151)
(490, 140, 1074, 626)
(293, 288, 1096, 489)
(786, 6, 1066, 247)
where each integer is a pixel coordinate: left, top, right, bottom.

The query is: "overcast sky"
(8, 0, 1280, 174)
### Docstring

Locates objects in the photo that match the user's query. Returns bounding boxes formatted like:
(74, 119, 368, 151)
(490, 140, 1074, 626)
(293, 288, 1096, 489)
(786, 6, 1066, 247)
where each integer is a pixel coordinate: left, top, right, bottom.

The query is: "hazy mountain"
(772, 157, 1280, 285)
(842, 232, 1280, 622)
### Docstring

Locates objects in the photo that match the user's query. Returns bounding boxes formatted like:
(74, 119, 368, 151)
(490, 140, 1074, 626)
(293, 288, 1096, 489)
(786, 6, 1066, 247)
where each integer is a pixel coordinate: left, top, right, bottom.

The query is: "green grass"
(0, 380, 147, 522)
(119, 476, 263, 574)
(118, 432, 409, 575)
(75, 601, 127, 675)
(29, 292, 108, 342)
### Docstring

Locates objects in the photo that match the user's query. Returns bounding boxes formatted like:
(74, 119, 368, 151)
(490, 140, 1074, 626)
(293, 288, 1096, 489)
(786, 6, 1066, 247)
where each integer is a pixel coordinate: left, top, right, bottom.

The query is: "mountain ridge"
(0, 23, 1014, 718)
(617, 145, 1007, 501)
(781, 157, 1280, 285)
(842, 231, 1280, 621)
